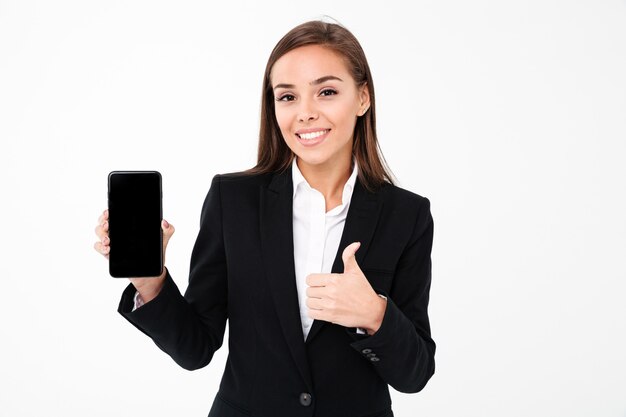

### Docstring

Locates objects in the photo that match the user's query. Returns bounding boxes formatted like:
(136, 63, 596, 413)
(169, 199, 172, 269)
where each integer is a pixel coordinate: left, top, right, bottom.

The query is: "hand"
(306, 242, 387, 335)
(94, 209, 175, 302)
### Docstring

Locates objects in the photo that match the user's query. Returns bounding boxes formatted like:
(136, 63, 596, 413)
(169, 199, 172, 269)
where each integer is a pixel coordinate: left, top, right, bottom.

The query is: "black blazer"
(118, 168, 435, 417)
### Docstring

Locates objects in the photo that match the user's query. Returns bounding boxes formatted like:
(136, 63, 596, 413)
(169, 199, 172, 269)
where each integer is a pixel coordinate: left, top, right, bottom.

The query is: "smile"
(296, 129, 330, 140)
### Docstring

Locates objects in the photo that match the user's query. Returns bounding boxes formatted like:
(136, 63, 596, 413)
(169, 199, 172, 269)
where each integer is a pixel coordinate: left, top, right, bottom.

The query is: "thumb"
(342, 242, 362, 273)
(162, 219, 175, 247)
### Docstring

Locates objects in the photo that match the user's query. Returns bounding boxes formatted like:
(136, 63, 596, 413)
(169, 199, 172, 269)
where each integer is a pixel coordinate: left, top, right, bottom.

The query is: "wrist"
(132, 268, 167, 303)
(364, 294, 387, 336)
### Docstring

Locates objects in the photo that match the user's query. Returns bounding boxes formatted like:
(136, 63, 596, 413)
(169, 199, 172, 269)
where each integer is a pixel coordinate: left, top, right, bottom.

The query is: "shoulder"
(216, 170, 273, 183)
(198, 170, 274, 218)
(378, 182, 430, 213)
(376, 182, 433, 238)
(205, 169, 286, 205)
(209, 170, 275, 191)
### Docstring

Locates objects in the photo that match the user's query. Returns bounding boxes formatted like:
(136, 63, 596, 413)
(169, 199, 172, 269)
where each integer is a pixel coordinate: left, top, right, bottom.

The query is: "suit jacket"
(118, 168, 435, 417)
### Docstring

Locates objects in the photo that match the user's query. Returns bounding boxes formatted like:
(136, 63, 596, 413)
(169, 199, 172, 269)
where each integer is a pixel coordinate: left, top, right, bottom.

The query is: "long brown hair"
(246, 20, 395, 192)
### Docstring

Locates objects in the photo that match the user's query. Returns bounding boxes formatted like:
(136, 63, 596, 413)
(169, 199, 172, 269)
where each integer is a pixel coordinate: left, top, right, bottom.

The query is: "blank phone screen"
(108, 171, 162, 278)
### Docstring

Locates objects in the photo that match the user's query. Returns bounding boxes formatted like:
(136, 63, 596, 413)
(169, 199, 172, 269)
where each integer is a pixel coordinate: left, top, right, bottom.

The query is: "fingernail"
(163, 219, 169, 228)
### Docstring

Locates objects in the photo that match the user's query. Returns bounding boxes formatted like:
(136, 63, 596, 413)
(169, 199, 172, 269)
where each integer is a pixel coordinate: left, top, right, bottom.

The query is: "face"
(271, 44, 370, 172)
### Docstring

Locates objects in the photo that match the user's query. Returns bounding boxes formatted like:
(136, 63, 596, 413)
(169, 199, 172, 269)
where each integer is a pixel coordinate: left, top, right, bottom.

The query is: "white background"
(1, 1, 625, 416)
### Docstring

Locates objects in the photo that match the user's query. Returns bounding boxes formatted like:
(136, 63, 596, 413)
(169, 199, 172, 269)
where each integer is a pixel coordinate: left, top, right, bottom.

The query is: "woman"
(94, 20, 435, 417)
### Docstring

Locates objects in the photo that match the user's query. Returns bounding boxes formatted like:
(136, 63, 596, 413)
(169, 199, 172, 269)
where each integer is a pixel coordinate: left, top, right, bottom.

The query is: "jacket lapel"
(305, 178, 384, 344)
(259, 167, 385, 380)
(259, 168, 313, 390)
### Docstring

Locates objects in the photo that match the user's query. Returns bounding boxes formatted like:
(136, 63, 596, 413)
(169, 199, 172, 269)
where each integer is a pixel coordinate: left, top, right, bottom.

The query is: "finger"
(307, 308, 331, 323)
(98, 209, 109, 223)
(162, 219, 174, 235)
(94, 241, 110, 256)
(306, 297, 324, 310)
(95, 224, 108, 240)
(307, 308, 321, 320)
(305, 286, 325, 298)
(162, 220, 175, 246)
(306, 273, 333, 287)
(341, 242, 362, 273)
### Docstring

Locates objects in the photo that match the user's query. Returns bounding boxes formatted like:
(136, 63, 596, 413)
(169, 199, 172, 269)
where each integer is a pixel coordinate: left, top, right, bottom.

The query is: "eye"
(276, 94, 295, 102)
(320, 89, 337, 97)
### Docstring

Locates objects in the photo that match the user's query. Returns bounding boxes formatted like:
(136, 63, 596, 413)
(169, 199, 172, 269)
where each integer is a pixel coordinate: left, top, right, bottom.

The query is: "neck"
(297, 156, 353, 211)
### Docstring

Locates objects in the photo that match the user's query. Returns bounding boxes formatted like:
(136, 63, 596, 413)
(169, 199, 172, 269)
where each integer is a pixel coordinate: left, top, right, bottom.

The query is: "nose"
(297, 97, 318, 123)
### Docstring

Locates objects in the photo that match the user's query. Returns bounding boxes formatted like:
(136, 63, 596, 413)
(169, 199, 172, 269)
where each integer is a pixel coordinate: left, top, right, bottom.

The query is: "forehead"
(271, 44, 352, 86)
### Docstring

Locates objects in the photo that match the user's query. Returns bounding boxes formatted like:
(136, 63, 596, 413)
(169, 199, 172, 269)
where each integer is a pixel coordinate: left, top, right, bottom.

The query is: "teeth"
(298, 130, 328, 140)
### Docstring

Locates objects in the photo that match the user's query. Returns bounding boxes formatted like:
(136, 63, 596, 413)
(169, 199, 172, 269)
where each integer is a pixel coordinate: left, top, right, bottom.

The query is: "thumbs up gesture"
(306, 242, 387, 335)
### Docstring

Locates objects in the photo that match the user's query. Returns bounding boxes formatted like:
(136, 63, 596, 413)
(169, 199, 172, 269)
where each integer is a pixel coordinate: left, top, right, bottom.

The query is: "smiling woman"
(271, 45, 369, 209)
(249, 21, 395, 195)
(95, 19, 435, 417)
(271, 45, 369, 194)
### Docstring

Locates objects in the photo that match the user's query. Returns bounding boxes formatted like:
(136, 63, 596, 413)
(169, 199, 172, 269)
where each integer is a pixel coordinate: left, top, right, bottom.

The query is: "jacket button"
(299, 392, 312, 406)
(361, 348, 372, 354)
(370, 356, 380, 362)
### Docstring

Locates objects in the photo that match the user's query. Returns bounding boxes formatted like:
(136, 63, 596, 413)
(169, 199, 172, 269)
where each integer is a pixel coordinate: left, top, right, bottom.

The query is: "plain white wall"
(1, 1, 625, 416)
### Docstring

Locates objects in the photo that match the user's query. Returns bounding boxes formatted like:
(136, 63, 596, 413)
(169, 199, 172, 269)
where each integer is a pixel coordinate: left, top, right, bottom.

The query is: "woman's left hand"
(306, 242, 387, 335)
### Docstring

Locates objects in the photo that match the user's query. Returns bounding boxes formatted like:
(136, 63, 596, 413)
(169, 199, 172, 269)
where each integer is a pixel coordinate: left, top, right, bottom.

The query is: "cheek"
(274, 107, 292, 136)
(327, 101, 358, 130)
(275, 110, 298, 153)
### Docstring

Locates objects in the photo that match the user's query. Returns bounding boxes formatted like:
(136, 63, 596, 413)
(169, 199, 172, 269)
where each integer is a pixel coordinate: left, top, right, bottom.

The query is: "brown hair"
(246, 20, 395, 192)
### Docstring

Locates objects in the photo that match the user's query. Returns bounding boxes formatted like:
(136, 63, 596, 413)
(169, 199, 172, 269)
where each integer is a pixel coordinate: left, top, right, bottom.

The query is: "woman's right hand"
(94, 209, 176, 303)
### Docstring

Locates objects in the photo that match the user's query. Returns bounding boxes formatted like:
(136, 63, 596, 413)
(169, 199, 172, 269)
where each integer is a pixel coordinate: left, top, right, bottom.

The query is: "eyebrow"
(273, 75, 344, 90)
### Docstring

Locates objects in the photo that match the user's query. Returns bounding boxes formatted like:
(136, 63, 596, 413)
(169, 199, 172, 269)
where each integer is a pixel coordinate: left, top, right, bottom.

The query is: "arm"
(118, 175, 228, 371)
(348, 197, 435, 393)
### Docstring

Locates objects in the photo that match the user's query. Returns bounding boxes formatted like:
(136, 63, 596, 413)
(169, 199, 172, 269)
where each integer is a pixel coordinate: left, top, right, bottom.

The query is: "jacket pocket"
(208, 393, 251, 417)
(361, 268, 394, 294)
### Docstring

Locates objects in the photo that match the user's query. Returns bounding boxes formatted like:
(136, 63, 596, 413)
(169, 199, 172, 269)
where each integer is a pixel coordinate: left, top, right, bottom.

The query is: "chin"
(294, 154, 326, 166)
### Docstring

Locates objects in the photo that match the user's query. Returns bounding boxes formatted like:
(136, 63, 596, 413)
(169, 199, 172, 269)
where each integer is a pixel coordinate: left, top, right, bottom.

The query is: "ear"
(357, 83, 371, 116)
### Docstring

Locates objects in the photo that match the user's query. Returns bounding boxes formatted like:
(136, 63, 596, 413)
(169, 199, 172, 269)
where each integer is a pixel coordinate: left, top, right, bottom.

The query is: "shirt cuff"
(356, 293, 388, 335)
(132, 291, 145, 312)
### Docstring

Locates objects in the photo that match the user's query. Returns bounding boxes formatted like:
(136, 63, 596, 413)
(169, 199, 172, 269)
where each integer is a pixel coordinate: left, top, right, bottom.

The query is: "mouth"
(296, 129, 330, 140)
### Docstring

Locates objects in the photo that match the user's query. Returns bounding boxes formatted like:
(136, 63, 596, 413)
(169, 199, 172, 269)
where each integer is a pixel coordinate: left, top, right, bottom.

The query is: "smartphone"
(107, 171, 163, 278)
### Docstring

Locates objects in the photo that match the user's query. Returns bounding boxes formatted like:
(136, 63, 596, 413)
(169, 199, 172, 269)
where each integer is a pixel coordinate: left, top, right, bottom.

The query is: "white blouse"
(291, 157, 358, 340)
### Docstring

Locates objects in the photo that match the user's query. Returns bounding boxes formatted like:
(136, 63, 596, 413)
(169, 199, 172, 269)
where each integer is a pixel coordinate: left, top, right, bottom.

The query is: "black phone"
(107, 171, 163, 278)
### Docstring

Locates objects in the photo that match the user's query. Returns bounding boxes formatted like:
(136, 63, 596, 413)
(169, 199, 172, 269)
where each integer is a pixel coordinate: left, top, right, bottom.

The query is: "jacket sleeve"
(118, 174, 228, 371)
(348, 196, 435, 393)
